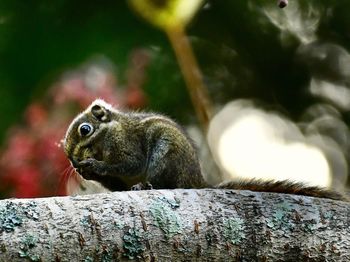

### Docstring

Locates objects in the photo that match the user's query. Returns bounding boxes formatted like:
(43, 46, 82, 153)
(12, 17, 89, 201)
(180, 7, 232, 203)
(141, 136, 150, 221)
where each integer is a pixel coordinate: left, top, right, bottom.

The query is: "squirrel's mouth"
(69, 160, 85, 178)
(70, 159, 98, 180)
(69, 158, 79, 169)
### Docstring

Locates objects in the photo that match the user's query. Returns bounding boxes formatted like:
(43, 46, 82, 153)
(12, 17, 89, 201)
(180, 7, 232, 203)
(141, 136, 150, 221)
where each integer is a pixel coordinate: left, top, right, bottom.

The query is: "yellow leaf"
(128, 0, 204, 30)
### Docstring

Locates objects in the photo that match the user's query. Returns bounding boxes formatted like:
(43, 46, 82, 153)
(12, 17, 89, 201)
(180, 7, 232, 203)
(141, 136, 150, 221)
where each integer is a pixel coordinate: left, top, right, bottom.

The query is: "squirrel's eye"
(78, 123, 94, 137)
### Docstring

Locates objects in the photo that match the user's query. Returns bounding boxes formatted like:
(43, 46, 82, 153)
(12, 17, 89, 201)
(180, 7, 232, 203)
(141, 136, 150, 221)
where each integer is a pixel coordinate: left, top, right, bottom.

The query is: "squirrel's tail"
(214, 179, 349, 202)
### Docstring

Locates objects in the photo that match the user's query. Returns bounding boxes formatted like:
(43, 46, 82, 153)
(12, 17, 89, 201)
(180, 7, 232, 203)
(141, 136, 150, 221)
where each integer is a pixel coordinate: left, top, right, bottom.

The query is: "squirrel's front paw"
(77, 158, 106, 179)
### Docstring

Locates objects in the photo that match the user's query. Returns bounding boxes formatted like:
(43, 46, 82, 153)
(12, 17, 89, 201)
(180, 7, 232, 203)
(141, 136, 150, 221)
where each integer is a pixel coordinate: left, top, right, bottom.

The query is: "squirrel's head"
(63, 99, 117, 167)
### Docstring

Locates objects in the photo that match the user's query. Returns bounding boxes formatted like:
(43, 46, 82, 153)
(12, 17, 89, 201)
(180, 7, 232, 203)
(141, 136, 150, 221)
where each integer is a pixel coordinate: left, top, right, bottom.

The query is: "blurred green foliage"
(1, 0, 350, 141)
(0, 1, 171, 141)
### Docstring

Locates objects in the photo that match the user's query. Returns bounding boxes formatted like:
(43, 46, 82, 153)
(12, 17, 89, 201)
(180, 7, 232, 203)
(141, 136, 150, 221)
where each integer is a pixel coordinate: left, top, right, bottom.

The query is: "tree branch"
(0, 189, 349, 261)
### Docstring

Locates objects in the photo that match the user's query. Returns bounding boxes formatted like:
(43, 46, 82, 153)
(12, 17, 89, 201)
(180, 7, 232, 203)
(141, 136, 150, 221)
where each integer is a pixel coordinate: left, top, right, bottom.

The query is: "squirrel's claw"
(130, 181, 153, 191)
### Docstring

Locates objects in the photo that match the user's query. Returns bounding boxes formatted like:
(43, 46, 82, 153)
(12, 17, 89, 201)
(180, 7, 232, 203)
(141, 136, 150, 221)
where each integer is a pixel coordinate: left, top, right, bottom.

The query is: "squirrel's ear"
(91, 103, 111, 122)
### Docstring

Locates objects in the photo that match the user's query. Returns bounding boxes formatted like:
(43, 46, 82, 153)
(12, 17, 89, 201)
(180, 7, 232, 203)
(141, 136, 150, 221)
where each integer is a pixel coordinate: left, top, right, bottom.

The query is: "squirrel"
(63, 99, 348, 201)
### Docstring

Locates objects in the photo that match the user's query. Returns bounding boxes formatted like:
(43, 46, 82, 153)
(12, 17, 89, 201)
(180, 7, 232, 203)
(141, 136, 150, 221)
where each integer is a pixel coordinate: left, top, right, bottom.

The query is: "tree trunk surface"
(0, 189, 349, 261)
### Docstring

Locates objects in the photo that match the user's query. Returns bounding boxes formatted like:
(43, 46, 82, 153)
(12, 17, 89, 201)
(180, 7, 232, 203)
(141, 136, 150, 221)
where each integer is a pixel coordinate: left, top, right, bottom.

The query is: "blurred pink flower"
(0, 52, 149, 198)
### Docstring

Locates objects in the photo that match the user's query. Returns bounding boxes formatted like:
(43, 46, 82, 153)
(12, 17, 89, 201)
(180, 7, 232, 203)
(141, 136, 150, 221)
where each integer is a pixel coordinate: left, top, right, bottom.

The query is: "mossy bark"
(0, 189, 349, 261)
